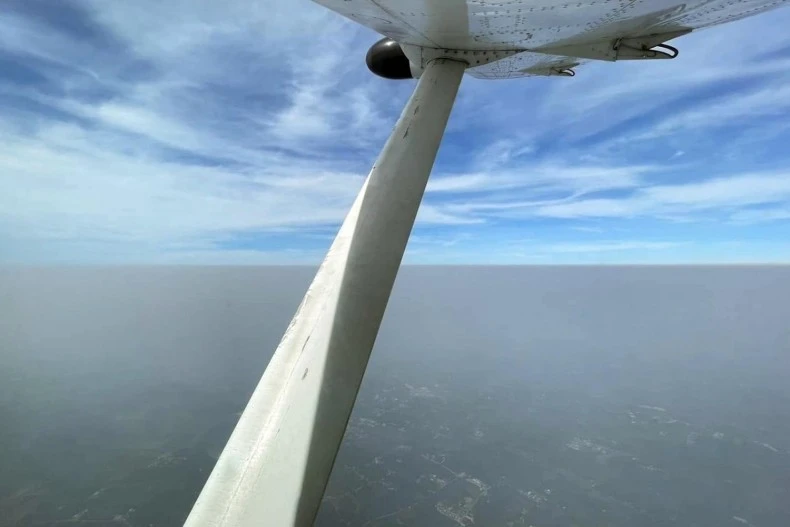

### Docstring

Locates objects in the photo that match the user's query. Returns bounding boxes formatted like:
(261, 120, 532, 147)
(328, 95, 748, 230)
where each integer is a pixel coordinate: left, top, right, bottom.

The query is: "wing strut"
(185, 58, 466, 527)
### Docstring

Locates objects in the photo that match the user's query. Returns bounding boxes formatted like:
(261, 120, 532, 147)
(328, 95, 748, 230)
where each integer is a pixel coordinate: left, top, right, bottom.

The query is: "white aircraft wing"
(313, 0, 788, 78)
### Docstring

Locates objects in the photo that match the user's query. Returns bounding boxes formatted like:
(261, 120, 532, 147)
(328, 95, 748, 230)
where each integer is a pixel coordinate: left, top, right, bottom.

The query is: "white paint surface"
(184, 58, 466, 527)
(314, 0, 789, 78)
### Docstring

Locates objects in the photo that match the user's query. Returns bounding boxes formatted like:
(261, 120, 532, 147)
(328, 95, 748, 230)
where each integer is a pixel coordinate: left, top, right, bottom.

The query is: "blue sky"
(2, 1, 790, 264)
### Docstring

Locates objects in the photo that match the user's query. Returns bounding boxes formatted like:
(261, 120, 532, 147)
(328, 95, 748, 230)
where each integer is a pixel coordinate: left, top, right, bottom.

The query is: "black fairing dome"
(366, 38, 412, 79)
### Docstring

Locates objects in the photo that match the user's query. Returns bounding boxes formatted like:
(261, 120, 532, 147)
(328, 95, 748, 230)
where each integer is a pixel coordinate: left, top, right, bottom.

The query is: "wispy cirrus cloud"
(531, 171, 790, 219)
(538, 241, 684, 254)
(1, 0, 790, 263)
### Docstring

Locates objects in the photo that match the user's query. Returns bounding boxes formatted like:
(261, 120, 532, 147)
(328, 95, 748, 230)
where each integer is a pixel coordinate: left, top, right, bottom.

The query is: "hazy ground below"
(1, 266, 789, 526)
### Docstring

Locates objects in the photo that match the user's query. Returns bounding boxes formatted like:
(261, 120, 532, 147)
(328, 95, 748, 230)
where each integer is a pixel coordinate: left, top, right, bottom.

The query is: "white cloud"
(2, 1, 790, 263)
(534, 172, 790, 219)
(535, 199, 640, 219)
(0, 0, 408, 262)
(644, 173, 790, 209)
(730, 208, 790, 224)
(415, 205, 485, 226)
(0, 121, 362, 243)
(427, 164, 647, 196)
(571, 226, 605, 234)
(538, 241, 683, 254)
(427, 173, 519, 193)
(630, 83, 790, 143)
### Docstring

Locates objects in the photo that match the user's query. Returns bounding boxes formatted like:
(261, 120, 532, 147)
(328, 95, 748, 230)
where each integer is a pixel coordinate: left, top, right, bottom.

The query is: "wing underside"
(313, 0, 788, 78)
